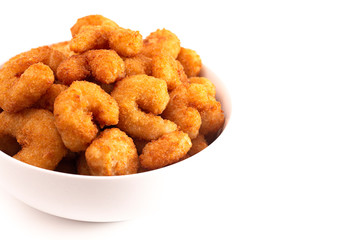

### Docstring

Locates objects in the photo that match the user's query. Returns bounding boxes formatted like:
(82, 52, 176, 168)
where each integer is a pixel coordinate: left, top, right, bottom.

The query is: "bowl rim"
(0, 64, 233, 181)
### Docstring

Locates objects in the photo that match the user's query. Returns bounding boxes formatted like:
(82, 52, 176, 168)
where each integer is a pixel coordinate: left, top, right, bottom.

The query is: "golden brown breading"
(111, 74, 177, 140)
(162, 85, 202, 139)
(140, 131, 192, 170)
(35, 84, 68, 112)
(85, 128, 139, 176)
(56, 49, 125, 85)
(0, 109, 67, 170)
(54, 81, 119, 152)
(50, 41, 76, 58)
(124, 54, 153, 76)
(0, 46, 66, 112)
(151, 54, 181, 91)
(70, 15, 119, 37)
(70, 15, 142, 57)
(163, 80, 224, 139)
(177, 47, 202, 78)
(141, 29, 181, 58)
(188, 134, 208, 156)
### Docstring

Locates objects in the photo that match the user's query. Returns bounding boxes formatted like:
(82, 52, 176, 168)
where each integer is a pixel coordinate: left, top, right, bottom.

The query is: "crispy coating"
(189, 77, 216, 97)
(188, 134, 208, 156)
(151, 54, 181, 91)
(50, 41, 76, 58)
(108, 28, 143, 57)
(70, 15, 142, 57)
(85, 128, 139, 176)
(111, 74, 177, 140)
(70, 15, 119, 36)
(57, 49, 125, 85)
(124, 54, 152, 76)
(140, 131, 192, 170)
(0, 46, 66, 112)
(35, 84, 68, 112)
(54, 81, 119, 152)
(177, 47, 202, 77)
(176, 60, 189, 85)
(163, 80, 224, 139)
(141, 29, 181, 58)
(199, 100, 225, 137)
(70, 25, 110, 53)
(0, 109, 67, 170)
(162, 85, 202, 139)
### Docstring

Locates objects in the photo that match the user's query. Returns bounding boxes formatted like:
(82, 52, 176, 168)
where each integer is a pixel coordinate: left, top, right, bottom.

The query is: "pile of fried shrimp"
(0, 15, 225, 176)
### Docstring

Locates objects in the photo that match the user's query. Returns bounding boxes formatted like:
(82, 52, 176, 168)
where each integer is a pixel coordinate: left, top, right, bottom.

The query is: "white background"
(0, 0, 359, 239)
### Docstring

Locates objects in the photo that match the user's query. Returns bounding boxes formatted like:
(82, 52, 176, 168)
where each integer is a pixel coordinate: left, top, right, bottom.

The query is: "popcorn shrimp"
(54, 81, 119, 152)
(85, 128, 139, 176)
(0, 109, 67, 170)
(177, 47, 202, 78)
(70, 15, 142, 57)
(142, 29, 181, 58)
(140, 131, 191, 170)
(56, 49, 125, 85)
(111, 74, 177, 140)
(0, 46, 65, 112)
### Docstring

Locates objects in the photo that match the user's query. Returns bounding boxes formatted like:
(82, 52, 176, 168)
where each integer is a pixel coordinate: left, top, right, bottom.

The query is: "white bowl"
(0, 65, 232, 222)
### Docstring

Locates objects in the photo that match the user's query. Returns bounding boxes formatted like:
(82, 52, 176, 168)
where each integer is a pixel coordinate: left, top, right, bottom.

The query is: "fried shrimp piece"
(111, 74, 177, 140)
(35, 84, 68, 112)
(57, 49, 125, 85)
(141, 29, 181, 58)
(177, 47, 202, 78)
(0, 46, 66, 112)
(70, 15, 119, 36)
(189, 77, 216, 97)
(162, 85, 202, 139)
(140, 131, 192, 170)
(199, 100, 225, 137)
(151, 54, 182, 91)
(187, 134, 208, 156)
(163, 80, 224, 139)
(85, 128, 139, 176)
(70, 25, 110, 53)
(108, 28, 143, 57)
(50, 41, 76, 58)
(54, 81, 119, 152)
(70, 15, 143, 57)
(124, 54, 152, 76)
(0, 109, 67, 170)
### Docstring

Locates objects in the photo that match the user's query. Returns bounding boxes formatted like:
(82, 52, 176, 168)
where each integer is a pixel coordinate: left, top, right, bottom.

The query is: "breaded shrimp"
(141, 29, 181, 58)
(0, 46, 66, 112)
(54, 81, 119, 152)
(177, 47, 202, 78)
(70, 15, 143, 57)
(187, 134, 208, 156)
(0, 109, 67, 170)
(140, 131, 191, 170)
(56, 49, 125, 85)
(124, 54, 153, 76)
(163, 80, 224, 139)
(111, 74, 177, 140)
(151, 54, 182, 91)
(35, 84, 68, 112)
(85, 128, 139, 176)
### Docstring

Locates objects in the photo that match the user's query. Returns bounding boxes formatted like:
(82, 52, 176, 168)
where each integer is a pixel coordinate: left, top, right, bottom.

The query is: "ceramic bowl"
(0, 65, 232, 222)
